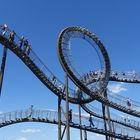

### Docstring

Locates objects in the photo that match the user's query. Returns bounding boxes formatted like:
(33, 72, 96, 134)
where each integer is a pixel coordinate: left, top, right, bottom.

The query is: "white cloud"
(108, 83, 127, 93)
(0, 111, 3, 114)
(16, 137, 28, 140)
(21, 128, 41, 133)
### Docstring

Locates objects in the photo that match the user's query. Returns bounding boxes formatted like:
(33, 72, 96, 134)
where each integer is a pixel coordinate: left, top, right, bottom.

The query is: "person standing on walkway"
(19, 36, 24, 49)
(2, 24, 8, 36)
(69, 109, 72, 122)
(29, 105, 34, 117)
(9, 30, 15, 42)
(89, 114, 94, 127)
(23, 39, 29, 52)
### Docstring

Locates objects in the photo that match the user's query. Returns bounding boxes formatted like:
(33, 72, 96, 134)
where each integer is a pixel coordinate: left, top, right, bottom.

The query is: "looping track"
(0, 26, 140, 139)
(57, 26, 111, 98)
(57, 26, 140, 118)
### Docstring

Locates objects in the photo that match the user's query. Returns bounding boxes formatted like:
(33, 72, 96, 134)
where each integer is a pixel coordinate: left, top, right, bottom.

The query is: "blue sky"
(0, 0, 140, 140)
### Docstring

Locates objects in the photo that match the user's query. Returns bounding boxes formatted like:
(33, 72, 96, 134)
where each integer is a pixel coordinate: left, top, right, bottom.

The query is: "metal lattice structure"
(0, 25, 140, 140)
(0, 107, 140, 140)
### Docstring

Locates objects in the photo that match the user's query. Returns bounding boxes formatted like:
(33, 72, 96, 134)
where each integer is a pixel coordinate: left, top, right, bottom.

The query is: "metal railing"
(0, 108, 140, 139)
(0, 25, 90, 102)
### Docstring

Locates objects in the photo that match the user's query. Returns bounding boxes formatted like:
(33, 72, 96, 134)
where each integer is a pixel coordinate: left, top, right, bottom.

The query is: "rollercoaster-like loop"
(58, 26, 140, 118)
(57, 26, 111, 99)
(0, 26, 93, 104)
(1, 25, 140, 139)
(0, 107, 140, 140)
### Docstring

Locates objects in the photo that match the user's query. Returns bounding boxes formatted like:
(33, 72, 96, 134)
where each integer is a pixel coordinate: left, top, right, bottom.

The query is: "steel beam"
(65, 73, 70, 140)
(0, 47, 7, 97)
(84, 130, 87, 140)
(104, 91, 113, 140)
(58, 96, 62, 140)
(102, 103, 108, 140)
(79, 104, 83, 140)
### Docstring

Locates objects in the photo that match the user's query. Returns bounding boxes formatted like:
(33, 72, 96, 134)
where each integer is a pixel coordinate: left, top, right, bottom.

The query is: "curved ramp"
(0, 108, 139, 140)
(0, 27, 92, 104)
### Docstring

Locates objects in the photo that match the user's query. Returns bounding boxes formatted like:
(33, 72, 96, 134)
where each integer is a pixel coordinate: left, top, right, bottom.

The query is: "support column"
(106, 106, 113, 140)
(84, 130, 87, 140)
(58, 96, 62, 140)
(102, 103, 108, 140)
(78, 104, 83, 140)
(112, 122, 116, 140)
(104, 91, 113, 140)
(0, 47, 7, 97)
(65, 73, 70, 140)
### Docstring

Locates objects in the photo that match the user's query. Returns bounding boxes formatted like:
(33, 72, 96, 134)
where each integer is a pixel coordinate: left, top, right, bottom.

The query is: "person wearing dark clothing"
(69, 109, 72, 122)
(24, 39, 28, 50)
(89, 114, 94, 127)
(52, 76, 57, 84)
(9, 30, 15, 42)
(26, 45, 31, 55)
(23, 39, 31, 55)
(29, 105, 33, 117)
(19, 36, 24, 49)
(23, 39, 29, 53)
(127, 98, 131, 109)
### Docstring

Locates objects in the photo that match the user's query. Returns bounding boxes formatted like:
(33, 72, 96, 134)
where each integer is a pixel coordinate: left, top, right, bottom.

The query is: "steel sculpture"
(0, 25, 140, 140)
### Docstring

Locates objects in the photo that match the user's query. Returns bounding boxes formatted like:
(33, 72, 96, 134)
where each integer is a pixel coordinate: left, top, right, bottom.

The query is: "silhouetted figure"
(23, 39, 31, 55)
(132, 71, 136, 79)
(9, 30, 15, 42)
(124, 117, 127, 123)
(89, 114, 94, 127)
(2, 24, 8, 36)
(19, 36, 24, 49)
(99, 71, 103, 80)
(26, 45, 31, 55)
(69, 109, 72, 122)
(112, 71, 118, 77)
(52, 76, 56, 84)
(23, 39, 28, 52)
(124, 116, 131, 124)
(82, 74, 87, 83)
(127, 98, 131, 109)
(29, 105, 33, 117)
(122, 72, 125, 76)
